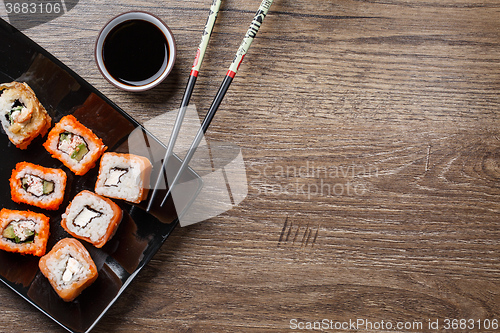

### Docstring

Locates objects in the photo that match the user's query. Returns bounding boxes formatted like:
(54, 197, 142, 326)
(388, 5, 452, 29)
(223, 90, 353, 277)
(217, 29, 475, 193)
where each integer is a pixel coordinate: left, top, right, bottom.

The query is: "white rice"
(1, 211, 42, 234)
(14, 164, 66, 206)
(0, 86, 28, 144)
(43, 244, 91, 287)
(44, 118, 102, 173)
(62, 191, 116, 243)
(95, 153, 148, 203)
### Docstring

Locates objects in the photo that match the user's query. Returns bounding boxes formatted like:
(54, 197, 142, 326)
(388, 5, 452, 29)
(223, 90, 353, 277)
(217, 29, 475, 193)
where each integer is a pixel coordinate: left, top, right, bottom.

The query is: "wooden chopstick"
(159, 0, 274, 208)
(147, 0, 222, 212)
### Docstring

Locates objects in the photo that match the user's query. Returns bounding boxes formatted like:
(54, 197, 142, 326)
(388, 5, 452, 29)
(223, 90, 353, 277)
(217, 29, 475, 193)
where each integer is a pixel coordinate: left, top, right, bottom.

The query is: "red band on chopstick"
(226, 70, 236, 78)
(190, 69, 199, 77)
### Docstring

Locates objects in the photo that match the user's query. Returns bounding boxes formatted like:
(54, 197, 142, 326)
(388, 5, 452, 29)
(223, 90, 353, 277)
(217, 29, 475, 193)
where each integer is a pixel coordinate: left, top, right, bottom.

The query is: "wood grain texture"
(1, 0, 500, 332)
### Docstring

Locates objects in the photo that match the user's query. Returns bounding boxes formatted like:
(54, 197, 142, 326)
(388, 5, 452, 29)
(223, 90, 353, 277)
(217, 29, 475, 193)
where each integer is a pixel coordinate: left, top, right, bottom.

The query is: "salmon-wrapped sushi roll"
(61, 190, 122, 248)
(0, 82, 51, 149)
(0, 209, 50, 256)
(95, 152, 152, 204)
(43, 115, 107, 176)
(39, 238, 98, 302)
(10, 162, 67, 210)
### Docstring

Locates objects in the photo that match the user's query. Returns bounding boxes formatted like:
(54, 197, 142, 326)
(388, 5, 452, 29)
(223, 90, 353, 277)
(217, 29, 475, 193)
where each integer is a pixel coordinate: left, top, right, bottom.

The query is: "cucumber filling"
(58, 132, 89, 161)
(21, 174, 54, 196)
(2, 220, 36, 244)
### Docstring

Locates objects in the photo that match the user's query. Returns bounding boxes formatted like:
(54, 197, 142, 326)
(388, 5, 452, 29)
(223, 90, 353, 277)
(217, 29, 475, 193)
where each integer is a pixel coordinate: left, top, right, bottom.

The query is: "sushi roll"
(61, 190, 122, 248)
(43, 115, 107, 176)
(10, 162, 67, 210)
(0, 208, 50, 257)
(95, 152, 152, 204)
(0, 82, 52, 149)
(39, 238, 98, 302)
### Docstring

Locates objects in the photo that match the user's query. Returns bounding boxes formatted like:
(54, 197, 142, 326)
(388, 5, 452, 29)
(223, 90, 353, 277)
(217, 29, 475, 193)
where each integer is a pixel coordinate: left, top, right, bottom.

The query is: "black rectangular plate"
(0, 18, 202, 333)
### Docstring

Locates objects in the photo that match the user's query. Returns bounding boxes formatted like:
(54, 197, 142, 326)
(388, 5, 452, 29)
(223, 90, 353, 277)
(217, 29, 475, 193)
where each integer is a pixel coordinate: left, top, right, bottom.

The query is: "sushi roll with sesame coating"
(38, 238, 98, 302)
(61, 190, 122, 248)
(43, 115, 107, 176)
(10, 162, 67, 211)
(0, 81, 51, 149)
(0, 209, 50, 257)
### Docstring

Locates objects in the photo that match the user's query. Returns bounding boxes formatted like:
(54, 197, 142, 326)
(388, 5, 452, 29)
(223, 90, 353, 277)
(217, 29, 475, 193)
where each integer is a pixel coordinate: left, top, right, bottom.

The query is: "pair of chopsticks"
(147, 0, 274, 212)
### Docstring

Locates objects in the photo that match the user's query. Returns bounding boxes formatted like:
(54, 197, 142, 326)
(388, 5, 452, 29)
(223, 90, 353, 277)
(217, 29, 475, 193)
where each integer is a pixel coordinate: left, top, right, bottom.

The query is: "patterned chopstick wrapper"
(191, 0, 222, 77)
(227, 0, 274, 78)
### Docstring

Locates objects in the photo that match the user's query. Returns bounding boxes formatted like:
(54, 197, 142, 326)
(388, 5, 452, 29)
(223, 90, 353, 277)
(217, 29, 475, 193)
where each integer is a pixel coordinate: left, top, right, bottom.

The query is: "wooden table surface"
(1, 0, 500, 332)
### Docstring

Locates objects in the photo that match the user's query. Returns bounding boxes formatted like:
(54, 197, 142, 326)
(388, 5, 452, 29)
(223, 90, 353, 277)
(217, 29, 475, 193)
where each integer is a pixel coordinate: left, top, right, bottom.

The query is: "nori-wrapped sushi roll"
(43, 115, 107, 176)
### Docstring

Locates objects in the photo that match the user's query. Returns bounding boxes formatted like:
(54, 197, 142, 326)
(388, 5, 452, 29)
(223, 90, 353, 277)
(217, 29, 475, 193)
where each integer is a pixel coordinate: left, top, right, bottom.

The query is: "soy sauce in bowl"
(95, 12, 176, 92)
(102, 19, 169, 87)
